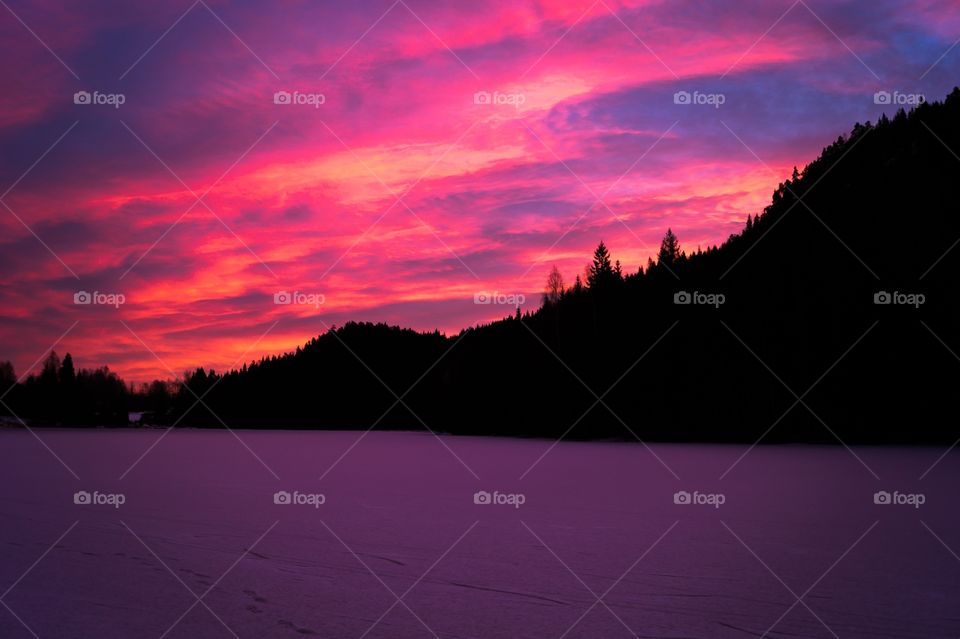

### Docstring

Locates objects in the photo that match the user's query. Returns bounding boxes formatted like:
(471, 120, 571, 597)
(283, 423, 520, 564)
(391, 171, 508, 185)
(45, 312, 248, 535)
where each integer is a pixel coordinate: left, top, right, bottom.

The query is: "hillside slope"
(33, 88, 960, 442)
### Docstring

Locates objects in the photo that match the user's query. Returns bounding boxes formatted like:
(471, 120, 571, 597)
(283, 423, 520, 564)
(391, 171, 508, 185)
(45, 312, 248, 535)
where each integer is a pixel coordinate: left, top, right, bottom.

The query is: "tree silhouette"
(657, 229, 681, 266)
(0, 361, 14, 404)
(40, 351, 60, 386)
(544, 266, 565, 304)
(60, 353, 76, 386)
(587, 241, 616, 288)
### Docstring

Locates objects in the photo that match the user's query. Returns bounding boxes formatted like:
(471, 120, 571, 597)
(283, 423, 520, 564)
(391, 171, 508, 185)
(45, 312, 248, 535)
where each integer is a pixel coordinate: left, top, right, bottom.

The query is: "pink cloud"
(0, 0, 955, 381)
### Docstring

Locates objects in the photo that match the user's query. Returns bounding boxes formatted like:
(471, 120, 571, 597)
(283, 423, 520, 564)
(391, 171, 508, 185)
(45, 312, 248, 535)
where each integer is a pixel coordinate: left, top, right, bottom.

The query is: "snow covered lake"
(1, 429, 957, 638)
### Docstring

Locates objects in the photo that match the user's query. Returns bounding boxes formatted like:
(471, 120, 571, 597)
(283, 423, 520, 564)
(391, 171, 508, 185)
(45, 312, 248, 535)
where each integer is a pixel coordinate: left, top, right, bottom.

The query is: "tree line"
(4, 88, 960, 443)
(0, 352, 128, 426)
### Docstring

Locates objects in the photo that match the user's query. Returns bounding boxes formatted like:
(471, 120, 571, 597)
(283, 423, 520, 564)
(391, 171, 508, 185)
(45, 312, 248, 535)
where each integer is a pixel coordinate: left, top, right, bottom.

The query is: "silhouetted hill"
(7, 88, 960, 442)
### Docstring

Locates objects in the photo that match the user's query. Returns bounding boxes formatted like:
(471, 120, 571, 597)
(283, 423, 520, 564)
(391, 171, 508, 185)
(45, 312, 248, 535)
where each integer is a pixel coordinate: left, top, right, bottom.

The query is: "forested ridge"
(5, 88, 960, 443)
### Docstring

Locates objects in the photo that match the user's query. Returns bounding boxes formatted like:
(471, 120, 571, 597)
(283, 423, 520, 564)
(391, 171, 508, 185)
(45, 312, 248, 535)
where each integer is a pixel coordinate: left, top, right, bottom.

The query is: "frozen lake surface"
(1, 429, 958, 638)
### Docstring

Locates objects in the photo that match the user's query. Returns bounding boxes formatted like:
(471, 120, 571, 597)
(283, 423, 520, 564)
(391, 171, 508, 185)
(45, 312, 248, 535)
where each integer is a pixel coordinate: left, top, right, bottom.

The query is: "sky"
(0, 0, 958, 383)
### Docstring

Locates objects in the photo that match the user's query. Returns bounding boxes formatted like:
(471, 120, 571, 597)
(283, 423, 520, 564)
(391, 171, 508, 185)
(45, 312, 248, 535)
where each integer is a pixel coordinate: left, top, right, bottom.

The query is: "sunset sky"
(1, 0, 958, 382)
